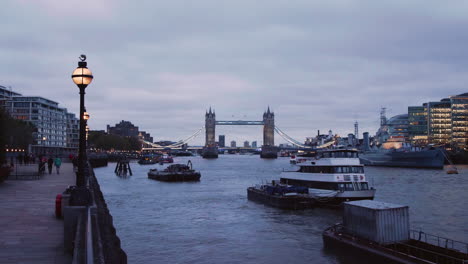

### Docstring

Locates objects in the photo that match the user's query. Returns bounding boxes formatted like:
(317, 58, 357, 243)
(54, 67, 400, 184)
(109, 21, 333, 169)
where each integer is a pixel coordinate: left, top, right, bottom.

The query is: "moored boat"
(148, 160, 200, 182)
(323, 200, 468, 264)
(281, 149, 376, 206)
(138, 155, 159, 165)
(247, 183, 315, 210)
(359, 138, 445, 169)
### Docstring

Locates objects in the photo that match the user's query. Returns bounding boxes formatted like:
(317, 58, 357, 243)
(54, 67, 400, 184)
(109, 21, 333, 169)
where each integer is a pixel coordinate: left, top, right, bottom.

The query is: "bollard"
(55, 194, 62, 218)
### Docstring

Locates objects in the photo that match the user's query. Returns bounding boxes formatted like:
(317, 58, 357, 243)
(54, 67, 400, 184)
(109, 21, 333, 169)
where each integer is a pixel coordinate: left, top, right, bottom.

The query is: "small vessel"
(289, 155, 296, 164)
(159, 154, 174, 164)
(247, 182, 315, 210)
(446, 166, 459, 174)
(148, 160, 200, 182)
(280, 149, 376, 206)
(323, 200, 468, 264)
(138, 155, 159, 165)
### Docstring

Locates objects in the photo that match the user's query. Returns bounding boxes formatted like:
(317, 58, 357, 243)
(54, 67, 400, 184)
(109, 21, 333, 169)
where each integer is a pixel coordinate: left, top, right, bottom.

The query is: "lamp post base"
(69, 186, 91, 206)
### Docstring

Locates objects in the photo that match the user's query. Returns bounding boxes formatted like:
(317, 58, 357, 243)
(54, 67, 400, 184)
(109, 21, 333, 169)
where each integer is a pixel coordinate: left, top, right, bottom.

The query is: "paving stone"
(0, 163, 75, 263)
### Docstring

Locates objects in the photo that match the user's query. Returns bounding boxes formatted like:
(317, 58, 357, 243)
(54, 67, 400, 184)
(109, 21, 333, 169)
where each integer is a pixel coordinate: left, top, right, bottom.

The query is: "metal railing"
(7, 163, 44, 180)
(411, 230, 468, 255)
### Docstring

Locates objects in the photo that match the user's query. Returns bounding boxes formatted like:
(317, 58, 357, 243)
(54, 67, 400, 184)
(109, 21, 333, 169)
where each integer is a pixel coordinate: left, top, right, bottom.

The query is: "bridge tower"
(202, 107, 218, 158)
(261, 107, 278, 158)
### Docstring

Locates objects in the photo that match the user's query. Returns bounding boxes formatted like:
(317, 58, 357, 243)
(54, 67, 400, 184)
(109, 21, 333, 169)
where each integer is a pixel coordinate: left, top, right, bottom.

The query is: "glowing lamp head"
(71, 54, 93, 88)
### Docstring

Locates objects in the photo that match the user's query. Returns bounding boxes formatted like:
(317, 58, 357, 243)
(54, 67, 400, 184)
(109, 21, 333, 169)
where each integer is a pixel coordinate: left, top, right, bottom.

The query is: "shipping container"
(343, 200, 410, 245)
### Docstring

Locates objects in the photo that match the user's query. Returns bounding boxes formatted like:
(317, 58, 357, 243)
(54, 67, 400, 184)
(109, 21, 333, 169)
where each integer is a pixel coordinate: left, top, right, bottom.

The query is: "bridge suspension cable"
(274, 126, 335, 149)
(274, 126, 313, 148)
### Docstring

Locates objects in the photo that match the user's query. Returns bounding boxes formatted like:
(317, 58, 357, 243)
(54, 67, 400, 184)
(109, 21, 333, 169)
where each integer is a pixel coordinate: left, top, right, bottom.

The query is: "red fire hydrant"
(55, 194, 62, 218)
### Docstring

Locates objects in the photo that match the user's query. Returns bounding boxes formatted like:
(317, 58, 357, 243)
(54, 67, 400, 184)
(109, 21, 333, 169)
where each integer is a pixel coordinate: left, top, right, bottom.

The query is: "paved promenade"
(0, 163, 75, 264)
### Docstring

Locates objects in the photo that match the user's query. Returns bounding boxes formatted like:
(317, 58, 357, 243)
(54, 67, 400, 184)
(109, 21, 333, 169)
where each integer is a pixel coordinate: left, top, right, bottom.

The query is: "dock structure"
(115, 160, 132, 176)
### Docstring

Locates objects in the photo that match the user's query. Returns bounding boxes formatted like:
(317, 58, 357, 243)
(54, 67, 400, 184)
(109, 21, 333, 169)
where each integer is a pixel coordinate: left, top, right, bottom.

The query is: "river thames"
(94, 155, 468, 264)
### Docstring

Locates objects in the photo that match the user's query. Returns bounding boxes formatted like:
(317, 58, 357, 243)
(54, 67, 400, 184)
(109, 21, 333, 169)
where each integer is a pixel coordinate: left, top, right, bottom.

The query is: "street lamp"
(71, 54, 93, 188)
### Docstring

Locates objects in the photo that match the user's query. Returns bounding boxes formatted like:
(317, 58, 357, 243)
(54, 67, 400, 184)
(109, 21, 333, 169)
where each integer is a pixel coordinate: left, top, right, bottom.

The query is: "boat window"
(343, 175, 351, 181)
(338, 183, 345, 192)
(361, 183, 369, 190)
(334, 167, 342, 173)
(345, 183, 354, 191)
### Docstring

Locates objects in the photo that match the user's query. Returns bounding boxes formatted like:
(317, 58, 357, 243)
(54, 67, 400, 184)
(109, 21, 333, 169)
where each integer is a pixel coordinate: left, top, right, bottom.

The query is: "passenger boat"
(280, 149, 376, 206)
(148, 160, 200, 182)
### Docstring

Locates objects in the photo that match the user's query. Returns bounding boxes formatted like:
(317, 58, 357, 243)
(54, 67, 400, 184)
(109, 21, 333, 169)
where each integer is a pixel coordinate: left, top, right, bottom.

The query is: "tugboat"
(148, 160, 200, 182)
(280, 149, 376, 206)
(247, 181, 315, 210)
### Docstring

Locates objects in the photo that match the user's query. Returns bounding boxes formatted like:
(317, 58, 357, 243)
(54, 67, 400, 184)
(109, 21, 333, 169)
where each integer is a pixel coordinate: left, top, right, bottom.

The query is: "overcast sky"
(1, 1, 467, 145)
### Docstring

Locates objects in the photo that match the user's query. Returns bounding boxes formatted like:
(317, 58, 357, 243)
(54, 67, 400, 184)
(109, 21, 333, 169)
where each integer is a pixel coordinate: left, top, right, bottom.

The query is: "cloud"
(1, 0, 468, 145)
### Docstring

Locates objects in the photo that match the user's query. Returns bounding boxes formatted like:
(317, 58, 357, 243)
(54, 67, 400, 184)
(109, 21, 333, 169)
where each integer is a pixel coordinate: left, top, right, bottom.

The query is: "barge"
(148, 161, 200, 182)
(247, 184, 316, 210)
(323, 200, 468, 264)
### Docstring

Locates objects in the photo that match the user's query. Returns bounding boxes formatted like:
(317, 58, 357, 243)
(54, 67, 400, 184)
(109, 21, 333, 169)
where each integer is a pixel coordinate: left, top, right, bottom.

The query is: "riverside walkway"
(0, 163, 74, 264)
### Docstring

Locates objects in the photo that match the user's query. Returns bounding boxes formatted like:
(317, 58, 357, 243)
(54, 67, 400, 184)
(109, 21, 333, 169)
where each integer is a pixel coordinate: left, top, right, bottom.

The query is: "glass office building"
(427, 99, 452, 145)
(450, 93, 468, 150)
(408, 105, 428, 145)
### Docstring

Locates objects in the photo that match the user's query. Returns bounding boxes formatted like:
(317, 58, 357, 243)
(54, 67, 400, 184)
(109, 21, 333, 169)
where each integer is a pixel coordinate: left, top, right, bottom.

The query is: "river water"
(94, 155, 468, 264)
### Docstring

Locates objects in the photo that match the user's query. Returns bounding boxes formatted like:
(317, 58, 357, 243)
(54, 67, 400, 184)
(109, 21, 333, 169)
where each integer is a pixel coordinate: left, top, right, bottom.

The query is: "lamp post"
(71, 55, 93, 188)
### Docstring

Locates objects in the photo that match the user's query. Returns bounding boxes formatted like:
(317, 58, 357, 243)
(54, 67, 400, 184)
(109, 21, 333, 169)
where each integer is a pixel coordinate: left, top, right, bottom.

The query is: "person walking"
(54, 157, 62, 174)
(47, 157, 54, 174)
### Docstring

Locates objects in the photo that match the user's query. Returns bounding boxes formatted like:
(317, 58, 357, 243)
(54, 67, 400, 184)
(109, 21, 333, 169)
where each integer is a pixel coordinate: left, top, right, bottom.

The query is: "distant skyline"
(1, 1, 467, 145)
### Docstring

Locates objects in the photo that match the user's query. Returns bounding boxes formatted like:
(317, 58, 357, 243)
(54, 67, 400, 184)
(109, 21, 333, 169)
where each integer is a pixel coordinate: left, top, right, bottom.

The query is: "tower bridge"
(141, 107, 332, 156)
(203, 107, 276, 158)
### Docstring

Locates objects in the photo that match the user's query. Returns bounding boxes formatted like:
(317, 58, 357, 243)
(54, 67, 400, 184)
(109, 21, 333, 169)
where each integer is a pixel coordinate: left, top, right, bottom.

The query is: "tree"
(88, 131, 142, 151)
(0, 106, 35, 164)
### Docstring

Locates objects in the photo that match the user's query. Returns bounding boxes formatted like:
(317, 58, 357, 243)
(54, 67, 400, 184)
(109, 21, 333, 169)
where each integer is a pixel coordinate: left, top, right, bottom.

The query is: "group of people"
(38, 156, 62, 174)
(14, 153, 36, 165)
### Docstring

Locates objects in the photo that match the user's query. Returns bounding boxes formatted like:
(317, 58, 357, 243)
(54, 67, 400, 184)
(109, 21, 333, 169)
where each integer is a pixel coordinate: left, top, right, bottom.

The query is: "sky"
(1, 0, 467, 145)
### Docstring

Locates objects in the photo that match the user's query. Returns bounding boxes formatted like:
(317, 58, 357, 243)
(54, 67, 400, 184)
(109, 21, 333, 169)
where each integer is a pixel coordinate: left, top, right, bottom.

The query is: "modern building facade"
(243, 141, 250, 148)
(408, 105, 428, 145)
(387, 114, 409, 139)
(427, 99, 452, 145)
(218, 135, 225, 148)
(251, 141, 257, 148)
(230, 140, 236, 148)
(450, 93, 468, 149)
(0, 86, 79, 155)
(406, 93, 467, 149)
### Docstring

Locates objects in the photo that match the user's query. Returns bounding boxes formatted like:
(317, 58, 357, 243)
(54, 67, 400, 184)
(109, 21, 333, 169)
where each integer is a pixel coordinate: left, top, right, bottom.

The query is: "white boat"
(280, 149, 376, 205)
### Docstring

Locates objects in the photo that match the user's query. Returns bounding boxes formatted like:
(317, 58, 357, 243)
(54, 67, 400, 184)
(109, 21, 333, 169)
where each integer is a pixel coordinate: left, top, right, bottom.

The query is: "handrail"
(86, 206, 94, 264)
(410, 230, 468, 254)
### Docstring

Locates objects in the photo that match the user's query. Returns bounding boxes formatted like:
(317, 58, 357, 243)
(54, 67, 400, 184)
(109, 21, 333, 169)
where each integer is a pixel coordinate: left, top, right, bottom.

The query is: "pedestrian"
(47, 157, 54, 174)
(72, 157, 78, 172)
(54, 157, 62, 174)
